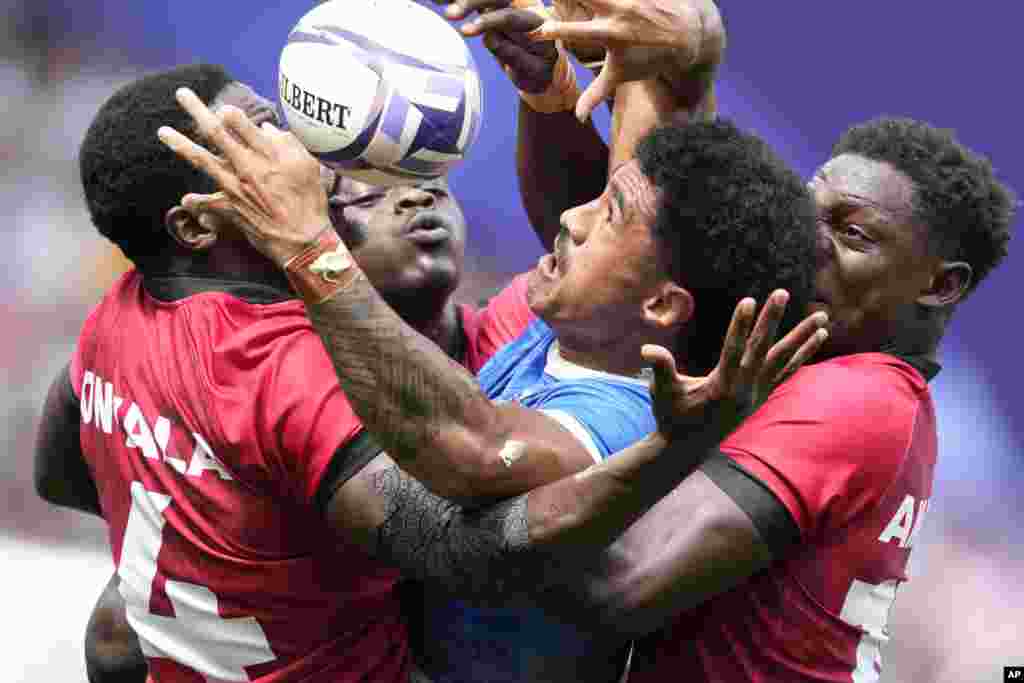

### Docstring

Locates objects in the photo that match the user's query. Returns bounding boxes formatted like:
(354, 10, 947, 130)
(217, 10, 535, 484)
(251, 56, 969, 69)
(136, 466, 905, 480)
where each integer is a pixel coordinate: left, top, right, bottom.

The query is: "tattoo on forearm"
(308, 278, 487, 464)
(369, 464, 545, 602)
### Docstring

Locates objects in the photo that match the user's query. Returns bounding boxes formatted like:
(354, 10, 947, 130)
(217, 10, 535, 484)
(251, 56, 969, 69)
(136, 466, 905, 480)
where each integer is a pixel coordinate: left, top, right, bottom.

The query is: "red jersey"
(69, 270, 531, 682)
(630, 353, 938, 683)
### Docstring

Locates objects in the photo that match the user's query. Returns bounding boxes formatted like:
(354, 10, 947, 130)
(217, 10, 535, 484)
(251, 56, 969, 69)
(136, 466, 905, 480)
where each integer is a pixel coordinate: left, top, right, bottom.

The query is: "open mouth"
(404, 211, 452, 246)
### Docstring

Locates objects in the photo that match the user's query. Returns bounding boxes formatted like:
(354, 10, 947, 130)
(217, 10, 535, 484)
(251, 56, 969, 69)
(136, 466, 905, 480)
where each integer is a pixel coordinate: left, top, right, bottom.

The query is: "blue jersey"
(419, 319, 656, 683)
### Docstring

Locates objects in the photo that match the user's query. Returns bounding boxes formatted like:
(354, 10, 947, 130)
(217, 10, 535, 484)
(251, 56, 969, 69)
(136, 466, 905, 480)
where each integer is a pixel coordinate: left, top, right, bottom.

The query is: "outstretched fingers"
(447, 0, 515, 20)
(573, 49, 621, 120)
(172, 89, 258, 167)
(641, 344, 681, 393)
(463, 7, 545, 36)
(714, 297, 757, 392)
(157, 126, 245, 200)
(529, 17, 617, 45)
(736, 289, 789, 388)
(218, 105, 281, 159)
(760, 312, 829, 388)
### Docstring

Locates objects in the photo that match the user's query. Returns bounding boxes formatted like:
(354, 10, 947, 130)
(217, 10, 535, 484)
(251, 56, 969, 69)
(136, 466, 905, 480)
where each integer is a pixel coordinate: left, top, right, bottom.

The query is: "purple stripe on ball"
(379, 92, 411, 142)
(312, 24, 467, 75)
(315, 109, 383, 162)
(425, 73, 465, 100)
(286, 30, 341, 48)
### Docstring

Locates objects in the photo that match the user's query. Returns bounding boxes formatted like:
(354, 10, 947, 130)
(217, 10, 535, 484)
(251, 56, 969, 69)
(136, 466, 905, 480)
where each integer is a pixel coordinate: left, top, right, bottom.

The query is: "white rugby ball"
(279, 0, 484, 186)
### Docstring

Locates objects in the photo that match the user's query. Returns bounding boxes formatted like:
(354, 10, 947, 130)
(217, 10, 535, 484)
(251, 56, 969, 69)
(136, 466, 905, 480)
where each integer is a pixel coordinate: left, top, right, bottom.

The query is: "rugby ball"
(279, 0, 484, 186)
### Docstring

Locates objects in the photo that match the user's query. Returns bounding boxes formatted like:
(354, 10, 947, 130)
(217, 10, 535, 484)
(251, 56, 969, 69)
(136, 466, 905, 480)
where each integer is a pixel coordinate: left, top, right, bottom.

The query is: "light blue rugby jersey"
(419, 318, 656, 683)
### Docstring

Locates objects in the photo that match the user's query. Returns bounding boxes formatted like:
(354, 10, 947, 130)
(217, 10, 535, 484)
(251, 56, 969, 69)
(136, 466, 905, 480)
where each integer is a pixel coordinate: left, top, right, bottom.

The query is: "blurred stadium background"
(2, 1, 1021, 681)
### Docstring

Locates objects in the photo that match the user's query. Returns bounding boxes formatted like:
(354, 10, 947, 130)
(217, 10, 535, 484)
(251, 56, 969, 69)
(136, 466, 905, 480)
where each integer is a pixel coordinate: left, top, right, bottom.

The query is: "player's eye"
(350, 193, 383, 208)
(841, 223, 870, 241)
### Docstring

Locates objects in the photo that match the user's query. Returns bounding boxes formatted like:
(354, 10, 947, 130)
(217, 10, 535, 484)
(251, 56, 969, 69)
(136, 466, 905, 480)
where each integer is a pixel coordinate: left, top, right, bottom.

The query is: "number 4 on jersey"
(118, 482, 277, 681)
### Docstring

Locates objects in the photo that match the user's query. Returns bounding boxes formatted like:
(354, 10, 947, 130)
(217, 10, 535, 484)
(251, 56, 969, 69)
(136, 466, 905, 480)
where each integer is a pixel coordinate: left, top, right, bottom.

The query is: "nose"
(395, 186, 436, 212)
(559, 201, 593, 244)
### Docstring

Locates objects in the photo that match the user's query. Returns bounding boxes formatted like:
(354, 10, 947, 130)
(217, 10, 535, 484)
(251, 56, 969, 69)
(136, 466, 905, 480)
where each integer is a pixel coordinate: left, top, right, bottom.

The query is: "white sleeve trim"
(539, 409, 604, 464)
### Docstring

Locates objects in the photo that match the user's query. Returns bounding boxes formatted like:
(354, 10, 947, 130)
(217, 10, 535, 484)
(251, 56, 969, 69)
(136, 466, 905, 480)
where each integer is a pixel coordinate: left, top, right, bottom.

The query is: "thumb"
(641, 343, 679, 390)
(183, 191, 252, 235)
(182, 190, 233, 212)
(574, 60, 618, 121)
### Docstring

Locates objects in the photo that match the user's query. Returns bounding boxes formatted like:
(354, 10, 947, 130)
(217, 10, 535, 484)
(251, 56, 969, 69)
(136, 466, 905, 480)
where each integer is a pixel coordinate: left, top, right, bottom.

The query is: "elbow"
(584, 568, 687, 640)
(424, 424, 514, 506)
(573, 545, 661, 637)
(428, 454, 503, 508)
(587, 569, 651, 635)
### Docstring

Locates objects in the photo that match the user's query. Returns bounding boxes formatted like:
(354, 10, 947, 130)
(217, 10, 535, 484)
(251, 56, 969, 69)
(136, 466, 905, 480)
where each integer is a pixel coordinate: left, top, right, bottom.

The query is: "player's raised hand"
(452, 0, 586, 113)
(452, 0, 604, 69)
(157, 87, 332, 267)
(455, 0, 560, 96)
(527, 0, 724, 121)
(642, 291, 829, 442)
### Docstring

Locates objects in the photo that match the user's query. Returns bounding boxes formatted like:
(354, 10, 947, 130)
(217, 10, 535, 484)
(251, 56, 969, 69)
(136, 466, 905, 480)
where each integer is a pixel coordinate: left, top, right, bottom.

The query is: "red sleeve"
(460, 273, 535, 374)
(249, 326, 368, 506)
(719, 357, 925, 541)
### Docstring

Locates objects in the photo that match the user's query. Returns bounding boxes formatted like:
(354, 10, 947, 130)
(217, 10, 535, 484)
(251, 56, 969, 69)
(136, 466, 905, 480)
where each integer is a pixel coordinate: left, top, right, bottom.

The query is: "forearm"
(360, 431, 714, 605)
(516, 102, 608, 249)
(525, 430, 712, 554)
(360, 461, 534, 603)
(306, 282, 501, 500)
(608, 75, 713, 171)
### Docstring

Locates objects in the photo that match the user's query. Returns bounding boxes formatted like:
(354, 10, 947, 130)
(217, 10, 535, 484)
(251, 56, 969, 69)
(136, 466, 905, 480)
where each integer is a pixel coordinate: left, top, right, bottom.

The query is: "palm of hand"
(650, 368, 750, 443)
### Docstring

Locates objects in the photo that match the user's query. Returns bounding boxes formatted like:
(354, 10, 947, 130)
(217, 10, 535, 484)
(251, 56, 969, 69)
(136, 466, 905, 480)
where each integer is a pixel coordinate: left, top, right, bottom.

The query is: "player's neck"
(177, 243, 293, 292)
(415, 301, 463, 362)
(389, 294, 462, 361)
(555, 340, 653, 379)
(152, 258, 292, 297)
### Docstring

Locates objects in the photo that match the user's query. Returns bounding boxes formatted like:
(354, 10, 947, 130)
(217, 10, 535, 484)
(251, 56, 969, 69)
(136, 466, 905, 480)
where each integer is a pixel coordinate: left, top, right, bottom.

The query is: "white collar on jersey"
(545, 342, 654, 387)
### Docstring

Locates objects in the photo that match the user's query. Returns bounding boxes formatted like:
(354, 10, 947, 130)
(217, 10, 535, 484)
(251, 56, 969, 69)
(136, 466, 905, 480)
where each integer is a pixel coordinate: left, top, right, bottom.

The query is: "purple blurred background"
(1, 1, 1020, 680)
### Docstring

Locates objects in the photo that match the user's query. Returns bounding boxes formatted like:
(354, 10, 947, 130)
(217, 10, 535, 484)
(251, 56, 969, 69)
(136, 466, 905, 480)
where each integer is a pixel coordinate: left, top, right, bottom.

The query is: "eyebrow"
(832, 193, 897, 222)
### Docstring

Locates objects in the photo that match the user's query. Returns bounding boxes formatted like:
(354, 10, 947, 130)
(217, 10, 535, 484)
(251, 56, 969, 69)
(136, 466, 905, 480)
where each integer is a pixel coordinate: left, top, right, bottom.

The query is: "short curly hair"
(636, 119, 818, 375)
(832, 117, 1016, 295)
(79, 64, 233, 268)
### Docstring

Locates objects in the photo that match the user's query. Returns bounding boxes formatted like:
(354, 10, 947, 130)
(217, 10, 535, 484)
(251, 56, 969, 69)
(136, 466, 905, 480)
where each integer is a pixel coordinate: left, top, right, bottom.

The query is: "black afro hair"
(79, 63, 233, 268)
(636, 118, 818, 374)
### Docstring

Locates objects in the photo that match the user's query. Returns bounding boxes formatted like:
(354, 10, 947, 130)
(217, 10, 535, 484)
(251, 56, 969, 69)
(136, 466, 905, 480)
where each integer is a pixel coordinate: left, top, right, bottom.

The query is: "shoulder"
(755, 352, 930, 430)
(71, 269, 143, 394)
(209, 300, 353, 432)
(534, 378, 656, 460)
(194, 297, 364, 500)
(721, 353, 935, 536)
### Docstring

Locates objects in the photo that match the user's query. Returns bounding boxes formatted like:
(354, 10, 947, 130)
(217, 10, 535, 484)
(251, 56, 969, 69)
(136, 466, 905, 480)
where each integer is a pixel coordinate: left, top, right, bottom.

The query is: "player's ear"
(917, 260, 972, 308)
(165, 206, 218, 252)
(642, 281, 694, 331)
